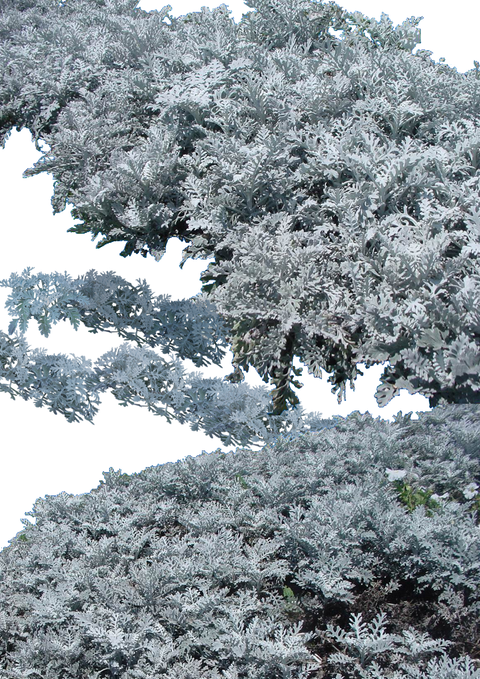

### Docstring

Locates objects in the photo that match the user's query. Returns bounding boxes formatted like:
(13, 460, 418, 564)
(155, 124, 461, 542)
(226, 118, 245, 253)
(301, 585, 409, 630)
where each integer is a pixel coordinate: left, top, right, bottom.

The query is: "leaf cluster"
(0, 266, 340, 448)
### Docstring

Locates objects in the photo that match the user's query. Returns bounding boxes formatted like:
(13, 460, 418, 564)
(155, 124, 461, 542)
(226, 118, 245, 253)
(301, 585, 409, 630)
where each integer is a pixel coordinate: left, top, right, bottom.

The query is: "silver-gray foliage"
(1, 0, 480, 676)
(1, 0, 480, 420)
(0, 266, 332, 449)
(1, 408, 480, 677)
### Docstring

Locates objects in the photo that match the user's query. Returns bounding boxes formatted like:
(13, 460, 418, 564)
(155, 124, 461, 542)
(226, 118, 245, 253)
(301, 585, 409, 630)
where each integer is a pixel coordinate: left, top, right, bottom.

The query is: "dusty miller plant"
(1, 410, 480, 678)
(1, 0, 480, 423)
(0, 0, 480, 676)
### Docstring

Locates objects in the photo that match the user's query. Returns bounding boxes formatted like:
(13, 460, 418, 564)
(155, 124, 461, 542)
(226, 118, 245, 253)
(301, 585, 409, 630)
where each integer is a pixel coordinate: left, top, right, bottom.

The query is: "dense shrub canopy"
(1, 407, 480, 677)
(1, 0, 480, 424)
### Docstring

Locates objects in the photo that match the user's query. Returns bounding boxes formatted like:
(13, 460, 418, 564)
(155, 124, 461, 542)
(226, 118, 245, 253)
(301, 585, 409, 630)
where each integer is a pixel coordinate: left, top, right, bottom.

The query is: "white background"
(1, 0, 477, 551)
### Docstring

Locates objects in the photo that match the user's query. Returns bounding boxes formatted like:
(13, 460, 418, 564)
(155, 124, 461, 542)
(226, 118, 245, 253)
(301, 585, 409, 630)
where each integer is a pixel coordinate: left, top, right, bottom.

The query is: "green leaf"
(234, 473, 250, 489)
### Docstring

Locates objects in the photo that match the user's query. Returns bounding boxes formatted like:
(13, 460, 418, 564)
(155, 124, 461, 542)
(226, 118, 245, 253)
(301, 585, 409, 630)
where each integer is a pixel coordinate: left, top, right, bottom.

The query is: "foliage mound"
(1, 405, 480, 678)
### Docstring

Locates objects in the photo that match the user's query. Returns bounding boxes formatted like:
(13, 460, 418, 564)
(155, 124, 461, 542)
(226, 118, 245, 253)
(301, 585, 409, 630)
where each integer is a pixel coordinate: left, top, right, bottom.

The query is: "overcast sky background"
(1, 0, 477, 551)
